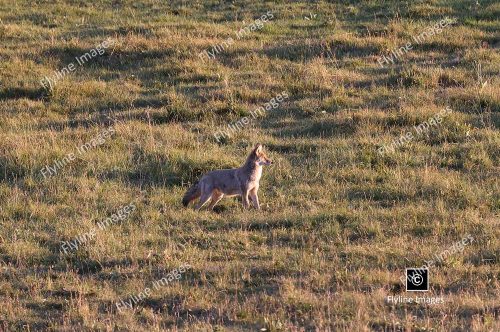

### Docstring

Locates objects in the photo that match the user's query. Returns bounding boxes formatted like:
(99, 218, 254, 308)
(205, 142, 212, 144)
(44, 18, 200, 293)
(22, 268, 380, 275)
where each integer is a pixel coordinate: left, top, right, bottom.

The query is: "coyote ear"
(254, 143, 263, 155)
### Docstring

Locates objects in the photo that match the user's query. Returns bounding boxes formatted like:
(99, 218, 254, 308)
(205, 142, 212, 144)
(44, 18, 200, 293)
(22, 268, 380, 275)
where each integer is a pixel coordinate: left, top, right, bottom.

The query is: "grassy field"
(0, 0, 499, 330)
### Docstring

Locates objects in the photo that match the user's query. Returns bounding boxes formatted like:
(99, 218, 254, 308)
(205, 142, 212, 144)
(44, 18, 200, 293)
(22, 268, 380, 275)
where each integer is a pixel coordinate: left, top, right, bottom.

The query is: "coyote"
(182, 144, 272, 210)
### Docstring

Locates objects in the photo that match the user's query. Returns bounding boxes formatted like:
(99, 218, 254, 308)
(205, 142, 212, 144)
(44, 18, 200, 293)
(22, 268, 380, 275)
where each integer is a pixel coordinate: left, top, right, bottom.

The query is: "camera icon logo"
(406, 268, 429, 291)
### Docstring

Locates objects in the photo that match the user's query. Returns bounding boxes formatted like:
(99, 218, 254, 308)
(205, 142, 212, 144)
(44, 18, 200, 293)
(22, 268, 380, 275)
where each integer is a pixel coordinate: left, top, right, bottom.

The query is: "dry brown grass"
(0, 0, 499, 331)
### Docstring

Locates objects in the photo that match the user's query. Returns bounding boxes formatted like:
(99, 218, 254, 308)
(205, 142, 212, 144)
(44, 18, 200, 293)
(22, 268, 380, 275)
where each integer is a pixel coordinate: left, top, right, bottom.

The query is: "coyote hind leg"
(208, 191, 224, 210)
(195, 190, 212, 211)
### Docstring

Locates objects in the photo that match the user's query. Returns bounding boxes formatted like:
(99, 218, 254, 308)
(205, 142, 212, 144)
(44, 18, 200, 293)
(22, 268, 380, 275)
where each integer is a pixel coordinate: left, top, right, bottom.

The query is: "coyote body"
(182, 144, 272, 210)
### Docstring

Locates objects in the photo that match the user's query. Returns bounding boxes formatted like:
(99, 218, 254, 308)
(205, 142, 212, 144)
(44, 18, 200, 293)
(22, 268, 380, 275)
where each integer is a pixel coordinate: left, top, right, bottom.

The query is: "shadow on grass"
(0, 155, 28, 183)
(263, 41, 380, 62)
(60, 256, 155, 276)
(0, 87, 48, 101)
(41, 45, 177, 69)
(99, 149, 237, 188)
(262, 39, 380, 62)
(37, 103, 203, 132)
(262, 117, 357, 139)
(346, 187, 412, 203)
(99, 296, 261, 330)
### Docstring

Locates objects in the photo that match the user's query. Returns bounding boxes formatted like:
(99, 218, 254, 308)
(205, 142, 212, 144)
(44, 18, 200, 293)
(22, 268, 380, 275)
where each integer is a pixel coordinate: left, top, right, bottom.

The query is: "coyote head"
(249, 143, 272, 166)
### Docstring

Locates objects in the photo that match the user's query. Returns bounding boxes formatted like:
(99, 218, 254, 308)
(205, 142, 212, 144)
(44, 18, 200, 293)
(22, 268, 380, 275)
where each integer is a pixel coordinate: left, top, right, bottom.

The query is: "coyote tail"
(182, 182, 201, 207)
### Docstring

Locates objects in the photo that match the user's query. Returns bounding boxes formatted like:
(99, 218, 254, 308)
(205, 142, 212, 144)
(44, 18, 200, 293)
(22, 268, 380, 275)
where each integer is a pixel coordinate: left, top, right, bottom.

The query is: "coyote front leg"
(250, 187, 260, 210)
(241, 186, 250, 209)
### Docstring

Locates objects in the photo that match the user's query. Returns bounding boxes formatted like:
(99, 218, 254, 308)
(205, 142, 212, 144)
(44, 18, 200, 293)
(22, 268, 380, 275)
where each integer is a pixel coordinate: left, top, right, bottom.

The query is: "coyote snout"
(182, 143, 272, 211)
